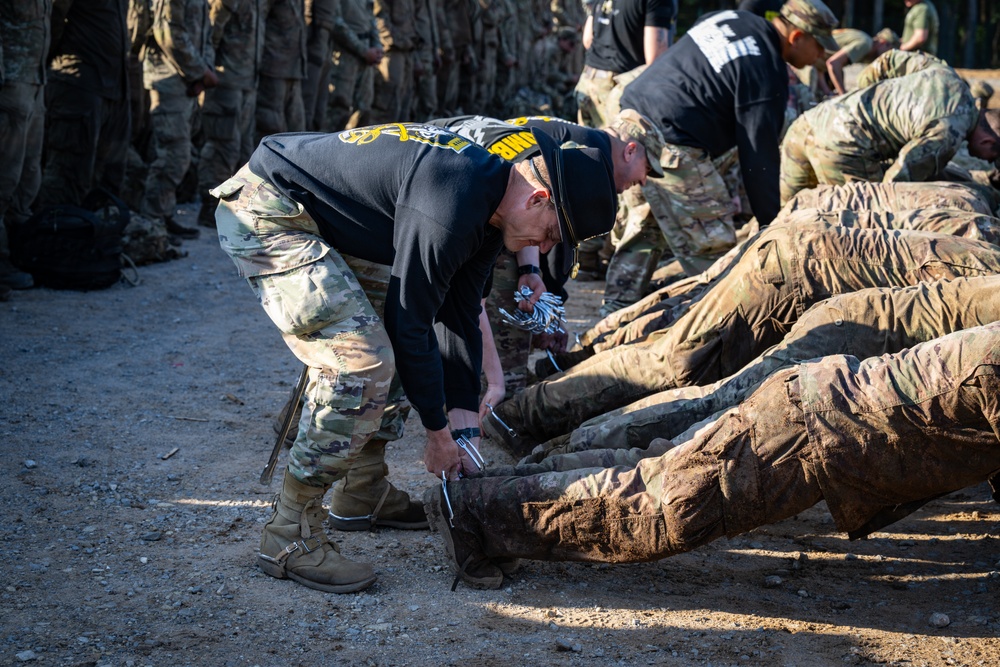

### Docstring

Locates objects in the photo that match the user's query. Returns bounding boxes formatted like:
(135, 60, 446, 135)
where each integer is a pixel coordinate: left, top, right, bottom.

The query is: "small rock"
(23, 460, 37, 469)
(763, 575, 782, 588)
(928, 612, 951, 628)
(141, 532, 162, 541)
(16, 650, 36, 662)
(140, 557, 148, 564)
(555, 638, 582, 652)
(408, 605, 420, 612)
(797, 589, 809, 598)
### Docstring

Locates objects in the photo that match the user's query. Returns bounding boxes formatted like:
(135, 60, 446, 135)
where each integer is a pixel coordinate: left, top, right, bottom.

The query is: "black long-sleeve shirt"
(248, 125, 510, 430)
(620, 10, 787, 224)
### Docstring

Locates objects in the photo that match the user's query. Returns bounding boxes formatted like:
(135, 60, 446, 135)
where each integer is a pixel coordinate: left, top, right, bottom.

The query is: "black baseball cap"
(530, 128, 617, 275)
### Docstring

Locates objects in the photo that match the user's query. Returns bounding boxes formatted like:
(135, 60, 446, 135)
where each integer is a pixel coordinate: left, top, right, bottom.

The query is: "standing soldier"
(370, 0, 417, 123)
(900, 0, 938, 56)
(326, 0, 382, 131)
(40, 0, 131, 210)
(302, 0, 339, 131)
(196, 0, 265, 229)
(0, 0, 50, 293)
(412, 0, 441, 120)
(256, 0, 307, 139)
(141, 0, 216, 240)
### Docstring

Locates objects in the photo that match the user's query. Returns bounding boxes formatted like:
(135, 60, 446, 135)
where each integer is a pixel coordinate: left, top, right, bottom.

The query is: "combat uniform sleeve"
(49, 0, 75, 59)
(152, 0, 211, 82)
(330, 4, 372, 58)
(306, 0, 338, 32)
(856, 49, 947, 88)
(374, 0, 412, 51)
(208, 0, 238, 52)
(735, 100, 783, 225)
(884, 116, 971, 183)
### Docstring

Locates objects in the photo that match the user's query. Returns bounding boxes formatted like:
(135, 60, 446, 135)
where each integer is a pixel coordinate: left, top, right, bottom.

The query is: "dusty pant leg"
(601, 185, 666, 317)
(642, 143, 736, 276)
(371, 49, 413, 124)
(38, 80, 104, 208)
(592, 289, 698, 353)
(782, 182, 994, 217)
(198, 86, 246, 196)
(141, 80, 195, 221)
(0, 82, 42, 221)
(459, 369, 820, 563)
(216, 177, 395, 486)
(485, 250, 532, 392)
(778, 115, 817, 205)
(573, 71, 615, 128)
(327, 51, 363, 132)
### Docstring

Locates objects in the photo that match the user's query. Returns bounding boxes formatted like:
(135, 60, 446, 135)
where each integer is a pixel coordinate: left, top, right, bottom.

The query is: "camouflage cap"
(780, 0, 839, 53)
(873, 27, 900, 48)
(610, 109, 665, 177)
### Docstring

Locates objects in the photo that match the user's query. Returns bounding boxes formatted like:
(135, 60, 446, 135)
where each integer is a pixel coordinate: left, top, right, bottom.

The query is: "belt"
(581, 65, 617, 80)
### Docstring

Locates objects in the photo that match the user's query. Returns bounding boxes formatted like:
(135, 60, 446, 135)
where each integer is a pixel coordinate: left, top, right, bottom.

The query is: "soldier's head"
(606, 109, 665, 191)
(872, 28, 900, 56)
(774, 0, 839, 69)
(969, 109, 1000, 163)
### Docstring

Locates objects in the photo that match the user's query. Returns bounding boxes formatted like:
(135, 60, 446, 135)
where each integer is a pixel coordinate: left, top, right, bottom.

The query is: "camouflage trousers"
(448, 322, 1000, 563)
(573, 66, 617, 129)
(0, 81, 44, 223)
(198, 85, 257, 200)
(484, 249, 532, 392)
(255, 75, 306, 141)
(600, 184, 666, 317)
(780, 180, 995, 218)
(303, 27, 335, 131)
(328, 50, 375, 131)
(212, 165, 409, 486)
(39, 79, 130, 209)
(492, 223, 1000, 448)
(779, 112, 885, 205)
(140, 77, 194, 221)
(642, 141, 738, 276)
(537, 275, 1000, 462)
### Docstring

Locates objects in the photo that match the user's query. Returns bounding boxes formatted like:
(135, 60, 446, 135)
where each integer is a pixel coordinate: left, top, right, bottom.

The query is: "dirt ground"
(3, 202, 1000, 667)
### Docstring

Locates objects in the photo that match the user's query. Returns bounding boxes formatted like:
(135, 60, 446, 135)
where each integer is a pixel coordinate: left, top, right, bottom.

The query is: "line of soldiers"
(0, 0, 588, 296)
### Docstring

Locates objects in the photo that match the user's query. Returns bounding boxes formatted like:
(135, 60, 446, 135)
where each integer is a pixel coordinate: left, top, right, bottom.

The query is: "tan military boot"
(258, 471, 377, 593)
(328, 439, 428, 531)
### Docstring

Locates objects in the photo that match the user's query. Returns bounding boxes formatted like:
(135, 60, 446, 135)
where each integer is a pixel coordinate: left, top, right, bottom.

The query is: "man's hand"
(516, 272, 546, 312)
(425, 427, 464, 480)
(364, 46, 383, 65)
(479, 384, 505, 428)
(532, 330, 568, 353)
(203, 67, 219, 89)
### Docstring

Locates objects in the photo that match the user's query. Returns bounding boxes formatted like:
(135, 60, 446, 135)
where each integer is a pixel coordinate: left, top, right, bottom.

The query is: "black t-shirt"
(620, 10, 787, 224)
(585, 0, 677, 74)
(738, 0, 784, 20)
(248, 125, 510, 431)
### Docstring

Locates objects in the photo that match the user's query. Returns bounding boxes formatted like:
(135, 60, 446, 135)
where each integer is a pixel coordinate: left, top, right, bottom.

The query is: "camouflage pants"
(600, 184, 666, 317)
(413, 47, 439, 120)
(255, 75, 306, 141)
(780, 180, 995, 217)
(140, 77, 194, 221)
(303, 26, 335, 131)
(573, 66, 616, 129)
(0, 81, 44, 223)
(371, 48, 413, 124)
(779, 113, 885, 205)
(449, 323, 1000, 563)
(212, 165, 408, 486)
(545, 275, 1000, 461)
(642, 142, 738, 276)
(494, 224, 1000, 446)
(39, 79, 130, 209)
(328, 50, 374, 131)
(198, 85, 257, 198)
(484, 249, 532, 392)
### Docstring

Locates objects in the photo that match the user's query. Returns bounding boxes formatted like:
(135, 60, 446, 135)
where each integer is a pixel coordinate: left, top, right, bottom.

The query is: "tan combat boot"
(328, 439, 428, 531)
(258, 471, 377, 593)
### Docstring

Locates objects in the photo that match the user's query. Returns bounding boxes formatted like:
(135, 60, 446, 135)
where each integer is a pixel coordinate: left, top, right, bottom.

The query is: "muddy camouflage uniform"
(256, 0, 307, 139)
(197, 0, 265, 225)
(141, 0, 212, 222)
(442, 321, 1000, 568)
(780, 180, 995, 217)
(780, 52, 979, 203)
(485, 224, 1000, 453)
(212, 166, 409, 484)
(534, 276, 1000, 463)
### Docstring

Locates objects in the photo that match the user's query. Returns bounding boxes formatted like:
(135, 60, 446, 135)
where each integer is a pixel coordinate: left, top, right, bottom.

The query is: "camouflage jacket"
(144, 0, 212, 85)
(50, 0, 129, 98)
(809, 55, 978, 183)
(209, 0, 265, 89)
(374, 0, 417, 52)
(261, 0, 307, 79)
(0, 0, 51, 86)
(333, 0, 379, 59)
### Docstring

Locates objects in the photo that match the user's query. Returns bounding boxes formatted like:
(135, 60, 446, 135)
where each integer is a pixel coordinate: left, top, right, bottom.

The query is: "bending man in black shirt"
(211, 123, 616, 594)
(618, 0, 838, 274)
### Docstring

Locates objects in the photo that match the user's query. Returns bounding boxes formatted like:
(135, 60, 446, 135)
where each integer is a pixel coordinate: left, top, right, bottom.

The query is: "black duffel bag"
(9, 190, 130, 291)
